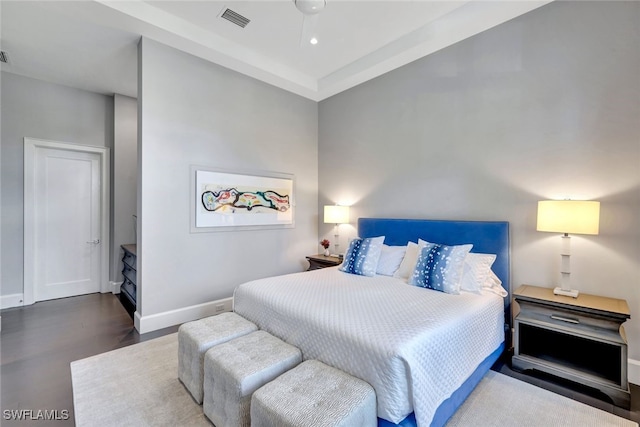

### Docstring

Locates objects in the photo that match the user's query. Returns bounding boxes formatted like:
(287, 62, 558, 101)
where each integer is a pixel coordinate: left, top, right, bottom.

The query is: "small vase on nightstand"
(324, 248, 330, 256)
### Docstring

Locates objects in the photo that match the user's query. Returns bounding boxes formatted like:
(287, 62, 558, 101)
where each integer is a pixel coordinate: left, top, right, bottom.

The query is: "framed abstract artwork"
(191, 166, 294, 231)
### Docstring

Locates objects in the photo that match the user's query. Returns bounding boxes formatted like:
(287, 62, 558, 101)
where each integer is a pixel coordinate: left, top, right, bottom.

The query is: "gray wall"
(138, 38, 318, 321)
(0, 72, 114, 300)
(319, 1, 640, 360)
(112, 94, 138, 281)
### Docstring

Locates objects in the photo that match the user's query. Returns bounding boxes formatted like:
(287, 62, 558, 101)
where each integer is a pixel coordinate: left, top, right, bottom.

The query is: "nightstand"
(306, 254, 342, 271)
(512, 284, 631, 408)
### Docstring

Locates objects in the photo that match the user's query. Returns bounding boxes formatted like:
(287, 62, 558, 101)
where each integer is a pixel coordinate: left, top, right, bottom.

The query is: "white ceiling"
(0, 0, 552, 101)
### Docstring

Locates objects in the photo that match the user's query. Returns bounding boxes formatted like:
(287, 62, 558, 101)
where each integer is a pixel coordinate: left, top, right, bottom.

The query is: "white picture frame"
(190, 165, 295, 232)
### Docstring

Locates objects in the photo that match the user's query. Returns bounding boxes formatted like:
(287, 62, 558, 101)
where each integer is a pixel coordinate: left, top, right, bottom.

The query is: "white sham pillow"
(460, 253, 497, 293)
(393, 241, 425, 280)
(376, 244, 407, 276)
(482, 270, 508, 297)
(484, 269, 502, 288)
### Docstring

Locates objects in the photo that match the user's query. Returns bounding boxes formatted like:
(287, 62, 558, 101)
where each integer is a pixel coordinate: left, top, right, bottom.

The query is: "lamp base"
(553, 287, 579, 298)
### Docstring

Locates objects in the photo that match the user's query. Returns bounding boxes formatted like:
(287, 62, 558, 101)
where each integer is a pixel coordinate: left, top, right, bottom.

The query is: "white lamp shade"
(324, 205, 350, 224)
(537, 200, 600, 235)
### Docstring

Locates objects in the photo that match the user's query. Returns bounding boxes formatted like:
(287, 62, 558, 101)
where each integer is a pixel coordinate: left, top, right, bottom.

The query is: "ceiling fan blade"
(299, 14, 319, 47)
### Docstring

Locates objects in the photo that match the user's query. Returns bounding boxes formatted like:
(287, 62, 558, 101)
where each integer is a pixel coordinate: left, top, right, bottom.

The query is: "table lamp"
(536, 200, 600, 298)
(323, 205, 350, 256)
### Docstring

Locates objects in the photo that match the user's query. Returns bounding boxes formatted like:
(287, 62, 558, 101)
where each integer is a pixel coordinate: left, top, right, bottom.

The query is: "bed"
(233, 218, 511, 427)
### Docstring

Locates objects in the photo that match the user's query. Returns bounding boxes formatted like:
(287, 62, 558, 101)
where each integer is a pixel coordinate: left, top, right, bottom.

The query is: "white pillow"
(393, 241, 425, 280)
(484, 270, 502, 288)
(460, 253, 497, 293)
(376, 245, 407, 276)
(482, 270, 508, 297)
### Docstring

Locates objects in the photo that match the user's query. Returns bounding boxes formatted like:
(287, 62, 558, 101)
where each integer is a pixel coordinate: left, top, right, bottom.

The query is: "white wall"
(318, 1, 640, 366)
(0, 72, 114, 306)
(112, 94, 138, 285)
(137, 38, 318, 332)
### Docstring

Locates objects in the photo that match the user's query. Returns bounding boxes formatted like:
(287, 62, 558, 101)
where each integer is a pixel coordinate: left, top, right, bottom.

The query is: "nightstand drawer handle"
(550, 314, 580, 324)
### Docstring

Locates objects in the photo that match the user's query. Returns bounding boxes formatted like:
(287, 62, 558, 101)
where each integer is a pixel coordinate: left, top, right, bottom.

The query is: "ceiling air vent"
(220, 8, 250, 28)
(0, 51, 9, 64)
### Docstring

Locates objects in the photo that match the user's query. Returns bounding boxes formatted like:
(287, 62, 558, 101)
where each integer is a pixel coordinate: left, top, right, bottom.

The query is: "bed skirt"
(378, 342, 505, 427)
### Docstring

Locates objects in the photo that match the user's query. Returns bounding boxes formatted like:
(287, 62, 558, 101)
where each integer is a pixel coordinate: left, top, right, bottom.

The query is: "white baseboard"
(1, 293, 24, 309)
(134, 310, 142, 332)
(629, 358, 640, 386)
(135, 297, 234, 334)
(107, 281, 122, 294)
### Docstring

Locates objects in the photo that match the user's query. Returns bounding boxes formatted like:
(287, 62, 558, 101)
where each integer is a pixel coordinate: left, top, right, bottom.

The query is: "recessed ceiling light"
(295, 0, 327, 15)
(310, 37, 318, 45)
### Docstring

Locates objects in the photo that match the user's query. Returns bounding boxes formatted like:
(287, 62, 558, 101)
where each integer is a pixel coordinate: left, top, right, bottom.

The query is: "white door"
(24, 138, 109, 304)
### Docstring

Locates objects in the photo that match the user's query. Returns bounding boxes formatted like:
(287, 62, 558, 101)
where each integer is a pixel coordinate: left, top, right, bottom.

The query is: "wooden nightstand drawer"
(517, 304, 625, 342)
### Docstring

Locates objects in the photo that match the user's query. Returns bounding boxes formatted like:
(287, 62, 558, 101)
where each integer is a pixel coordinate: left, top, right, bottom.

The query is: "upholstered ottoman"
(203, 330, 302, 427)
(178, 312, 257, 404)
(251, 359, 377, 427)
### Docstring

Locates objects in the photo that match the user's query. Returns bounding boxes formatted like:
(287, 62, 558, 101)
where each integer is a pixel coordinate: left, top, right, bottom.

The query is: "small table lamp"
(323, 205, 350, 256)
(536, 200, 600, 298)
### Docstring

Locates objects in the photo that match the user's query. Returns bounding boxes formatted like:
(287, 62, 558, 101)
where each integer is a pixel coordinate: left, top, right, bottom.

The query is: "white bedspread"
(233, 267, 504, 427)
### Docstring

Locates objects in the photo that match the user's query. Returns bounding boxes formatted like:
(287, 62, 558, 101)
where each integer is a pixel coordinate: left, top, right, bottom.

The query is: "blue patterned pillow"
(339, 236, 385, 277)
(408, 242, 472, 294)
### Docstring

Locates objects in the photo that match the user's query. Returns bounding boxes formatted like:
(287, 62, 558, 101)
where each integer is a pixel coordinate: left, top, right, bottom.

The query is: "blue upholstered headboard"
(358, 218, 511, 331)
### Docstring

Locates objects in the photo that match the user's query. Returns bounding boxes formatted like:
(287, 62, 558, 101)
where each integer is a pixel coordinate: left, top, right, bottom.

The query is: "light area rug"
(71, 333, 637, 427)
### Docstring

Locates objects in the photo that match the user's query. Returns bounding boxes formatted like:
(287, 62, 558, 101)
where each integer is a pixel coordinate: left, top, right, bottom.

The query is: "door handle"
(86, 239, 100, 244)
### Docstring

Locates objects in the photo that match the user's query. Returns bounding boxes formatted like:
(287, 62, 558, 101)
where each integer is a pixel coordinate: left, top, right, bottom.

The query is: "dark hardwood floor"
(1, 293, 638, 426)
(1, 293, 178, 426)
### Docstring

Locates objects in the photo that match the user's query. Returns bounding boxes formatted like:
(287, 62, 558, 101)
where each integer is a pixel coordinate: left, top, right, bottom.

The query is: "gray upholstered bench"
(203, 330, 302, 427)
(251, 359, 377, 427)
(178, 312, 257, 404)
